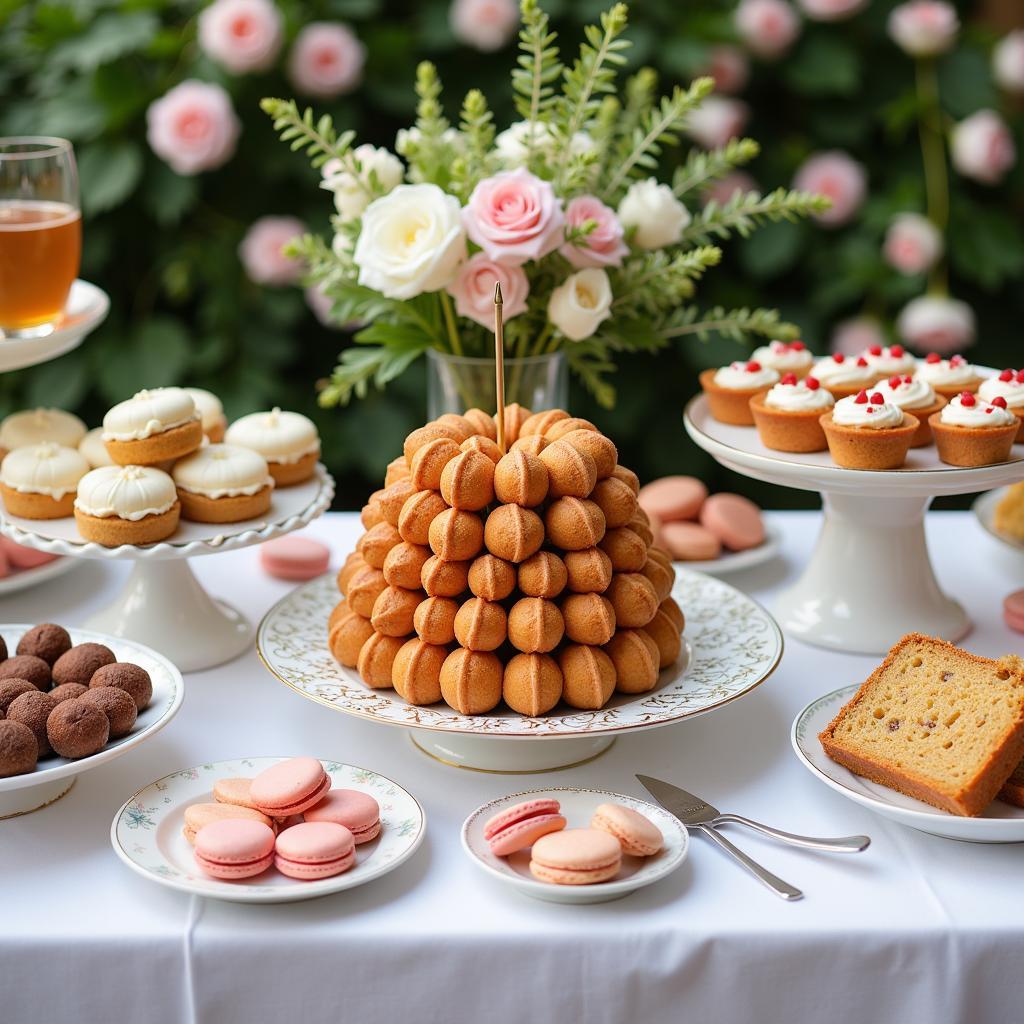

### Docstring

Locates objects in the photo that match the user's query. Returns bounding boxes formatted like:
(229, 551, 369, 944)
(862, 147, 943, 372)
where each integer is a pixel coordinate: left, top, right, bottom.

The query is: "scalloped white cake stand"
(684, 393, 1024, 655)
(0, 466, 334, 671)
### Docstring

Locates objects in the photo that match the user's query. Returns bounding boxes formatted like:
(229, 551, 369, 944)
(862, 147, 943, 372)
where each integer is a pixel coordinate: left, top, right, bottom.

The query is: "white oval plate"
(973, 487, 1024, 552)
(111, 757, 426, 903)
(673, 523, 781, 576)
(792, 685, 1024, 843)
(0, 555, 78, 595)
(462, 787, 688, 904)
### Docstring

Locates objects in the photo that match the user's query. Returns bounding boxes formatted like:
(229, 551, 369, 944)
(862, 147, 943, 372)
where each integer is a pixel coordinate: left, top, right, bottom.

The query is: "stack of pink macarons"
(484, 797, 664, 886)
(187, 757, 382, 883)
(638, 476, 764, 562)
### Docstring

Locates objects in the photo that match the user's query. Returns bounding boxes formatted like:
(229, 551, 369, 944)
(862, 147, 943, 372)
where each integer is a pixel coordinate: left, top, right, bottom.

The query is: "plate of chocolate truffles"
(0, 623, 184, 817)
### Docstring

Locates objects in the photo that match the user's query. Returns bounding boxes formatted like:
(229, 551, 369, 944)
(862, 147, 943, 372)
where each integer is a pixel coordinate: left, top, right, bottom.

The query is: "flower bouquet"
(263, 0, 827, 409)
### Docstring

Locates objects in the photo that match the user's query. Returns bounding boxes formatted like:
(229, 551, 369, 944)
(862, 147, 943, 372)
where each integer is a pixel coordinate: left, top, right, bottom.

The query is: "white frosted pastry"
(763, 376, 834, 411)
(78, 427, 115, 468)
(172, 444, 273, 498)
(832, 393, 905, 429)
(184, 388, 227, 434)
(940, 393, 1018, 428)
(915, 354, 977, 388)
(873, 375, 938, 410)
(0, 408, 86, 452)
(860, 344, 916, 376)
(0, 443, 89, 498)
(103, 388, 198, 442)
(75, 465, 178, 521)
(224, 408, 320, 465)
(712, 360, 779, 391)
(751, 340, 813, 374)
(978, 369, 1024, 410)
(811, 355, 876, 389)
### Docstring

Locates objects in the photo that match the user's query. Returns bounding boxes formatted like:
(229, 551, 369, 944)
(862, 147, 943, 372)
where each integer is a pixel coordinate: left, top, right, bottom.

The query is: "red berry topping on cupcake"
(890, 345, 904, 357)
(870, 391, 885, 404)
(746, 360, 762, 372)
(790, 340, 805, 351)
(926, 352, 942, 363)
(856, 356, 868, 367)
(868, 345, 882, 356)
(780, 372, 798, 385)
(992, 395, 1008, 409)
(833, 353, 845, 364)
(805, 376, 820, 391)
(888, 375, 902, 389)
(1016, 369, 1024, 383)
(1000, 368, 1014, 381)
(960, 391, 976, 407)
(854, 390, 869, 404)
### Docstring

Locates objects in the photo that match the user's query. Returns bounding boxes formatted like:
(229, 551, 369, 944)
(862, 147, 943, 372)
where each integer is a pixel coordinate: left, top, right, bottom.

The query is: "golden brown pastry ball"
(409, 437, 461, 491)
(605, 629, 660, 694)
(590, 476, 638, 529)
(645, 608, 683, 668)
(337, 551, 366, 595)
(507, 597, 564, 654)
(517, 550, 568, 599)
(370, 585, 424, 637)
(493, 450, 548, 508)
(600, 527, 648, 572)
(357, 632, 406, 688)
(378, 479, 415, 527)
(483, 504, 544, 563)
(356, 521, 402, 569)
(545, 497, 606, 551)
(439, 450, 496, 511)
(463, 407, 498, 440)
(383, 542, 432, 590)
(647, 545, 673, 572)
(397, 489, 448, 546)
(660, 596, 685, 632)
(346, 565, 388, 618)
(461, 434, 503, 465)
(392, 639, 446, 705)
(640, 556, 674, 603)
(413, 595, 460, 645)
(404, 423, 463, 465)
(440, 648, 503, 714)
(559, 429, 617, 480)
(539, 440, 597, 499)
(561, 593, 616, 646)
(328, 598, 350, 634)
(611, 464, 640, 495)
(606, 573, 659, 628)
(429, 507, 485, 562)
(563, 547, 613, 594)
(453, 597, 508, 652)
(503, 653, 562, 716)
(627, 513, 655, 547)
(328, 607, 375, 668)
(420, 555, 470, 598)
(545, 417, 597, 441)
(384, 456, 410, 487)
(468, 554, 517, 602)
(559, 644, 616, 710)
(360, 497, 385, 530)
(510, 435, 549, 457)
(520, 409, 570, 438)
(434, 413, 476, 442)
(495, 403, 531, 446)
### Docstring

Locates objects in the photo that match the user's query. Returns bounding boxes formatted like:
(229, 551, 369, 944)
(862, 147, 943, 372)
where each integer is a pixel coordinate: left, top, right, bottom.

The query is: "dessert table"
(3, 510, 1023, 1024)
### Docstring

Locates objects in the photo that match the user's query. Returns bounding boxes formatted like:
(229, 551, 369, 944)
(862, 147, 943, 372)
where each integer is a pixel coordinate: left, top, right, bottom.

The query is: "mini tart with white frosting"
(809, 353, 877, 398)
(699, 360, 780, 426)
(750, 340, 814, 376)
(78, 427, 115, 469)
(102, 388, 203, 466)
(172, 444, 274, 524)
(224, 408, 321, 486)
(0, 408, 86, 458)
(74, 465, 180, 546)
(929, 392, 1019, 468)
(0, 443, 89, 518)
(184, 387, 228, 443)
(859, 343, 916, 378)
(872, 374, 947, 447)
(914, 353, 981, 398)
(820, 390, 919, 470)
(978, 368, 1024, 442)
(749, 373, 834, 453)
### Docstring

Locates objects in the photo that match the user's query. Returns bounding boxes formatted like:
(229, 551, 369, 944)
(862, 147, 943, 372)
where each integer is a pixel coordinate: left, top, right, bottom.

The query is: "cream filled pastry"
(939, 392, 1018, 428)
(860, 343, 916, 377)
(78, 427, 115, 469)
(809, 354, 876, 396)
(699, 360, 779, 426)
(224, 408, 320, 486)
(931, 391, 1019, 467)
(831, 391, 905, 429)
(172, 444, 274, 524)
(184, 387, 228, 442)
(0, 443, 89, 518)
(74, 465, 180, 546)
(978, 369, 1024, 411)
(751, 340, 814, 375)
(915, 353, 980, 396)
(874, 374, 938, 410)
(749, 373, 833, 453)
(103, 388, 203, 466)
(820, 390, 918, 469)
(712, 360, 780, 391)
(0, 408, 86, 457)
(763, 374, 834, 411)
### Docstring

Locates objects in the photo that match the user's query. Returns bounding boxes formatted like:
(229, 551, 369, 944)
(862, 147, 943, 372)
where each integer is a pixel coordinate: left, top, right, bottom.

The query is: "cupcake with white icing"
(930, 391, 1019, 467)
(74, 465, 180, 546)
(103, 388, 203, 466)
(0, 408, 86, 460)
(914, 353, 982, 399)
(872, 374, 946, 447)
(820, 389, 919, 470)
(978, 368, 1024, 442)
(749, 373, 834, 452)
(172, 444, 274, 523)
(224, 408, 320, 486)
(698, 360, 780, 426)
(78, 427, 115, 469)
(809, 353, 877, 399)
(859, 343, 916, 379)
(0, 443, 89, 518)
(750, 340, 814, 377)
(184, 388, 228, 443)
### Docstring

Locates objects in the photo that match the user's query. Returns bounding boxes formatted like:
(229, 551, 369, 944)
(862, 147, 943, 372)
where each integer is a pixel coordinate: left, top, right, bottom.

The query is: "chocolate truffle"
(371, 585, 423, 638)
(559, 645, 616, 710)
(460, 434, 503, 465)
(561, 593, 616, 646)
(546, 417, 598, 441)
(493, 450, 548, 508)
(563, 547, 613, 594)
(645, 608, 683, 668)
(49, 683, 88, 705)
(52, 643, 115, 687)
(429, 508, 485, 562)
(80, 685, 138, 738)
(420, 555, 470, 598)
(397, 489, 448, 546)
(0, 678, 36, 715)
(89, 662, 152, 711)
(604, 629, 660, 694)
(600, 527, 648, 572)
(539, 440, 597, 499)
(503, 653, 563, 717)
(17, 623, 72, 666)
(7, 689, 57, 756)
(440, 648, 502, 715)
(357, 520, 402, 569)
(454, 598, 508, 652)
(559, 429, 617, 480)
(0, 654, 51, 691)
(606, 573, 659, 628)
(356, 632, 405, 689)
(483, 504, 544, 563)
(346, 565, 388, 618)
(439, 450, 495, 511)
(328, 608, 375, 668)
(519, 408, 570, 438)
(403, 423, 463, 464)
(507, 598, 564, 654)
(410, 437, 461, 491)
(468, 554, 517, 602)
(377, 479, 416, 527)
(382, 541, 432, 591)
(47, 700, 109, 759)
(413, 596, 459, 645)
(517, 551, 568, 599)
(591, 476, 638, 529)
(0, 719, 37, 776)
(545, 497, 606, 551)
(462, 407, 498, 440)
(391, 638, 446, 705)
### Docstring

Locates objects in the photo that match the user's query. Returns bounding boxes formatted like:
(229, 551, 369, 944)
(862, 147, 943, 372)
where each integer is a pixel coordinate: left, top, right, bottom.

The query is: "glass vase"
(426, 349, 568, 420)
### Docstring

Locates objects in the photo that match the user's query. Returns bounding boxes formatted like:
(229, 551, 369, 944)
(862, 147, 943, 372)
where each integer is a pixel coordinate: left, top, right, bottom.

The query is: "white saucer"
(111, 757, 426, 903)
(673, 523, 781, 576)
(973, 487, 1024, 552)
(0, 555, 78, 595)
(792, 685, 1024, 843)
(461, 787, 689, 904)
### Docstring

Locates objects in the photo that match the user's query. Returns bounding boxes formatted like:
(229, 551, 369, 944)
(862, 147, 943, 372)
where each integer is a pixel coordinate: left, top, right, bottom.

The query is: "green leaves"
(783, 34, 861, 97)
(320, 342, 429, 407)
(680, 189, 831, 246)
(660, 306, 800, 343)
(95, 318, 191, 403)
(260, 98, 355, 169)
(672, 138, 760, 199)
(48, 12, 159, 73)
(78, 140, 142, 215)
(513, 0, 562, 127)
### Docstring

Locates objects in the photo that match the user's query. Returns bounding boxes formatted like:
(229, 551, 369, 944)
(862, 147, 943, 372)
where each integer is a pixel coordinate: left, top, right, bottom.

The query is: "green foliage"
(680, 189, 832, 245)
(513, 0, 561, 131)
(261, 98, 355, 169)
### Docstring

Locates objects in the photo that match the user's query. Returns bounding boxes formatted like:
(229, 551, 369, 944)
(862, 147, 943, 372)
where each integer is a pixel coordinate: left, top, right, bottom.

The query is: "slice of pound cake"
(819, 634, 1024, 816)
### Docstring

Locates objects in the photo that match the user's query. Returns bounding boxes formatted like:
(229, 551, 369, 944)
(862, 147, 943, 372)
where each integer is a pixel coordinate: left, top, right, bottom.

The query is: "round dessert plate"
(111, 757, 426, 904)
(462, 787, 689, 904)
(0, 555, 78, 596)
(673, 523, 781, 576)
(0, 280, 110, 373)
(0, 625, 183, 818)
(792, 685, 1024, 844)
(973, 487, 1024, 552)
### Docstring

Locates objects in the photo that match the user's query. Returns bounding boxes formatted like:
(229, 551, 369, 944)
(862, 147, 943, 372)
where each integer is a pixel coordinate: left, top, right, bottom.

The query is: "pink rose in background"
(705, 46, 749, 94)
(951, 110, 1016, 186)
(734, 0, 801, 60)
(559, 196, 628, 269)
(146, 80, 240, 175)
(197, 0, 283, 74)
(239, 216, 305, 285)
(703, 171, 757, 207)
(830, 317, 886, 358)
(883, 213, 943, 276)
(463, 168, 565, 266)
(449, 0, 519, 52)
(797, 0, 866, 21)
(887, 1, 958, 57)
(897, 295, 975, 354)
(686, 97, 749, 150)
(447, 254, 529, 329)
(793, 150, 866, 227)
(994, 31, 1024, 94)
(288, 22, 365, 98)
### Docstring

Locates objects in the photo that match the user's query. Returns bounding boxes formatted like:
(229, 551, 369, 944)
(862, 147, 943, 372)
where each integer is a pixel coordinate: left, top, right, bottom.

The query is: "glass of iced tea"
(0, 137, 81, 338)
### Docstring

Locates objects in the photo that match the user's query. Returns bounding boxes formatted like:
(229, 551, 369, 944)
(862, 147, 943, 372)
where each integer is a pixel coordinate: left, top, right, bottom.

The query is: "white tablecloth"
(3, 511, 1024, 1024)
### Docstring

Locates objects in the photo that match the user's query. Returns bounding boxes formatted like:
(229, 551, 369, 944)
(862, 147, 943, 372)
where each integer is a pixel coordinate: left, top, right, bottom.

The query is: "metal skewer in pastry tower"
(328, 285, 684, 717)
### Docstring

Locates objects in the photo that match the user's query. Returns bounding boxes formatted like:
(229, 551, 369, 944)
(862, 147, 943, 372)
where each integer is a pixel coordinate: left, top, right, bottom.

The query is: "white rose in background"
(734, 0, 801, 61)
(198, 0, 283, 74)
(994, 31, 1024, 94)
(896, 294, 975, 353)
(396, 127, 463, 183)
(548, 268, 612, 342)
(950, 110, 1017, 186)
(493, 121, 594, 167)
(887, 1, 958, 57)
(686, 97, 749, 150)
(705, 46, 749, 94)
(883, 213, 943, 276)
(618, 178, 690, 250)
(288, 22, 365, 98)
(239, 216, 305, 285)
(830, 316, 887, 357)
(449, 0, 519, 52)
(353, 184, 466, 300)
(146, 80, 241, 175)
(797, 0, 866, 21)
(321, 144, 404, 221)
(703, 171, 758, 207)
(792, 150, 866, 226)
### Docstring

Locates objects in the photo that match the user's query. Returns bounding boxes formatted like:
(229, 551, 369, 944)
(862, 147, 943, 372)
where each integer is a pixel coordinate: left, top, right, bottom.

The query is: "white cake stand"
(0, 467, 334, 671)
(684, 394, 1024, 655)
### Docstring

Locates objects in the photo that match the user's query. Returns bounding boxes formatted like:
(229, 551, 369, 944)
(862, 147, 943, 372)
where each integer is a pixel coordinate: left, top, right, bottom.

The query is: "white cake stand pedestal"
(684, 394, 1024, 655)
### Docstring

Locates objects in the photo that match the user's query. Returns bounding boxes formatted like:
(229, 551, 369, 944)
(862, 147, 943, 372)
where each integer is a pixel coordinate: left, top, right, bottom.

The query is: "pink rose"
(887, 1, 958, 57)
(703, 171, 757, 207)
(146, 80, 240, 176)
(288, 22, 365, 98)
(463, 167, 565, 266)
(797, 0, 866, 21)
(705, 46, 749, 94)
(686, 97, 749, 150)
(830, 317, 886, 358)
(239, 216, 305, 285)
(446, 254, 529, 330)
(951, 110, 1016, 186)
(197, 0, 283, 74)
(994, 31, 1024, 94)
(883, 213, 943, 276)
(449, 0, 519, 52)
(897, 295, 975, 354)
(559, 196, 628, 269)
(734, 0, 801, 60)
(793, 150, 866, 227)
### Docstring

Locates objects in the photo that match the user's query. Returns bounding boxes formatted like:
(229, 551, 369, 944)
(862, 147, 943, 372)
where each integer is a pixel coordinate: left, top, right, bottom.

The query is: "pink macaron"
(303, 788, 382, 843)
(483, 798, 567, 856)
(590, 802, 664, 856)
(661, 521, 722, 561)
(250, 756, 331, 817)
(700, 493, 764, 551)
(1005, 590, 1024, 634)
(260, 536, 331, 581)
(193, 818, 276, 880)
(0, 537, 59, 570)
(274, 821, 355, 880)
(637, 476, 708, 523)
(529, 828, 622, 885)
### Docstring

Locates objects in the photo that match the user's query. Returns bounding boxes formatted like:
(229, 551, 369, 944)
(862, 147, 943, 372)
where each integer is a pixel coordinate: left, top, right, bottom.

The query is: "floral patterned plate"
(110, 757, 426, 903)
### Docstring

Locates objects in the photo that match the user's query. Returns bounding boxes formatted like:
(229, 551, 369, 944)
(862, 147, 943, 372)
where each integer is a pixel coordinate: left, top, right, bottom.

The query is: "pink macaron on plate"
(671, 523, 782, 577)
(111, 757, 425, 903)
(462, 788, 689, 904)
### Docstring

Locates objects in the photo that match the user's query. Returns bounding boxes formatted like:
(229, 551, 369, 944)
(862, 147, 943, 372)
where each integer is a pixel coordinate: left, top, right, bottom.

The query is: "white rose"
(353, 184, 467, 300)
(617, 178, 691, 249)
(547, 268, 612, 341)
(950, 109, 1017, 185)
(994, 31, 1024, 94)
(887, 1, 958, 57)
(395, 127, 464, 183)
(896, 294, 975, 354)
(494, 121, 554, 166)
(321, 144, 404, 221)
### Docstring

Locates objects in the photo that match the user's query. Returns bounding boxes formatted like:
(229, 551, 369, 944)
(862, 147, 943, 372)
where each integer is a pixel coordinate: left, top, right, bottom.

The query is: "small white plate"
(673, 523, 782, 576)
(792, 686, 1024, 843)
(973, 487, 1024, 552)
(0, 555, 78, 595)
(461, 787, 689, 904)
(111, 757, 426, 903)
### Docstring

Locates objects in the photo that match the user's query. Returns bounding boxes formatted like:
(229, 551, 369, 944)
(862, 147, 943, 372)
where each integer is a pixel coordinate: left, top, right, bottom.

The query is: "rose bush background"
(1, 0, 1021, 508)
